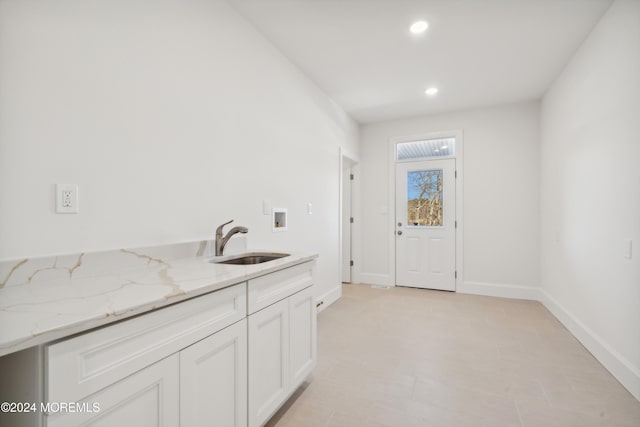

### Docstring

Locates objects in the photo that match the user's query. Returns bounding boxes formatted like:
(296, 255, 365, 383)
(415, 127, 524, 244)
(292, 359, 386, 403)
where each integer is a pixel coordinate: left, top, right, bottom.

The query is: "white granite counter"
(0, 243, 316, 358)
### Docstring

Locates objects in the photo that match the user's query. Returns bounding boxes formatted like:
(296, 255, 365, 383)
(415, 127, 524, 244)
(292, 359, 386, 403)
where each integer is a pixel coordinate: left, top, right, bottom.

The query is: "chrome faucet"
(215, 220, 248, 256)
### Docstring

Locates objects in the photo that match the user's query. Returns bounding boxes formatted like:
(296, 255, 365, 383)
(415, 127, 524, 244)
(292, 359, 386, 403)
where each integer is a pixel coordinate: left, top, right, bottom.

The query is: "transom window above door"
(396, 137, 456, 160)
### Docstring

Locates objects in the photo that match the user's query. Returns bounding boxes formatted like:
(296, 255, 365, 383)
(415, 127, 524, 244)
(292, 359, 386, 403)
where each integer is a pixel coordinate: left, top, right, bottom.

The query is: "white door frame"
(388, 130, 464, 289)
(341, 158, 353, 283)
(339, 147, 359, 286)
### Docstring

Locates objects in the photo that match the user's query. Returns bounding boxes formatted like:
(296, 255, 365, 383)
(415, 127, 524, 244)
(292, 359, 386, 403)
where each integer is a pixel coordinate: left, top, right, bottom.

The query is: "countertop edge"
(0, 253, 318, 358)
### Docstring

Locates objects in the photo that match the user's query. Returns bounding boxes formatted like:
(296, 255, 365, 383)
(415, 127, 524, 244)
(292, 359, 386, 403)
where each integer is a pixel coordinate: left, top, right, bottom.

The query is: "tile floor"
(266, 284, 640, 427)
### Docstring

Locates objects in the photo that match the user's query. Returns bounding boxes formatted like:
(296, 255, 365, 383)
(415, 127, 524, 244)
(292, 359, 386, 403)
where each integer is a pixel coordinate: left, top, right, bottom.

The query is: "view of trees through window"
(407, 169, 443, 226)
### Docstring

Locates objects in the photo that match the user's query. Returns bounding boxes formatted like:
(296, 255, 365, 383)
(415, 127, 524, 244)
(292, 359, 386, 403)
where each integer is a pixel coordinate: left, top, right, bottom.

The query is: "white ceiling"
(228, 0, 613, 124)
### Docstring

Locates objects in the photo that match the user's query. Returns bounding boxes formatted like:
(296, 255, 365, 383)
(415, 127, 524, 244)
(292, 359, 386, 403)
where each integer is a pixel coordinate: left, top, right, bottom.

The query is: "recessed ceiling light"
(425, 87, 439, 96)
(441, 145, 448, 149)
(434, 149, 440, 152)
(410, 20, 429, 34)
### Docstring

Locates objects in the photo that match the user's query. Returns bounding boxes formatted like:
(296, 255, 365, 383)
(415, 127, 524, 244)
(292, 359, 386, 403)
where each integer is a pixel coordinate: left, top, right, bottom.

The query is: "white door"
(248, 298, 290, 427)
(180, 319, 247, 427)
(46, 354, 179, 427)
(341, 165, 352, 283)
(289, 286, 317, 386)
(395, 158, 456, 290)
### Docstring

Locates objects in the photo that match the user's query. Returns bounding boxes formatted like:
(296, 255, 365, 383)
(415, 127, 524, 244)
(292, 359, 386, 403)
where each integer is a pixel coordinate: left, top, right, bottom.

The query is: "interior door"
(341, 164, 352, 283)
(395, 158, 456, 290)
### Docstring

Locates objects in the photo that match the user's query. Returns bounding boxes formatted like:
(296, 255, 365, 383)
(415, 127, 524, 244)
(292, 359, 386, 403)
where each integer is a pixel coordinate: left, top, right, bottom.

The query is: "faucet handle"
(216, 220, 234, 235)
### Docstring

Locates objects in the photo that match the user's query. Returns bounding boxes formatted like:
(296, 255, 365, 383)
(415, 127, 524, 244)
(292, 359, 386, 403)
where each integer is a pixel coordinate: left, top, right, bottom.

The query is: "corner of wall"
(539, 289, 640, 401)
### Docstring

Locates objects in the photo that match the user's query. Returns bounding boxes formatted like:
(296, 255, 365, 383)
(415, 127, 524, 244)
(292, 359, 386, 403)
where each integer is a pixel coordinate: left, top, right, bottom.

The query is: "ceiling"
(227, 0, 613, 124)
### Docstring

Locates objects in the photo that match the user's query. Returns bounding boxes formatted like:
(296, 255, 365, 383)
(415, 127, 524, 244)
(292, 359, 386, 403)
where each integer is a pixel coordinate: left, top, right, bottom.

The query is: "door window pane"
(407, 169, 443, 226)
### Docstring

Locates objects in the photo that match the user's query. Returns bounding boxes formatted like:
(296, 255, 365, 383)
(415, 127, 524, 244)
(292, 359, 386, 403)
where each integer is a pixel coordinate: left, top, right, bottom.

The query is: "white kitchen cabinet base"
(248, 284, 316, 427)
(1, 259, 316, 427)
(180, 319, 247, 427)
(46, 354, 179, 427)
(46, 283, 246, 404)
(289, 286, 317, 386)
(248, 298, 290, 427)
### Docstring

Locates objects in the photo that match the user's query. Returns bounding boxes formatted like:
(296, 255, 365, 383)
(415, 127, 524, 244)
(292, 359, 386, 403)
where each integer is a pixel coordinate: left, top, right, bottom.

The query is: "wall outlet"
(56, 184, 79, 213)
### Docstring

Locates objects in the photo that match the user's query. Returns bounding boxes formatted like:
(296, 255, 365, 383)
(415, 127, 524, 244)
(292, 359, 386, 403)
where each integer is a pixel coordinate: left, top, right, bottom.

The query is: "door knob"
(397, 230, 403, 235)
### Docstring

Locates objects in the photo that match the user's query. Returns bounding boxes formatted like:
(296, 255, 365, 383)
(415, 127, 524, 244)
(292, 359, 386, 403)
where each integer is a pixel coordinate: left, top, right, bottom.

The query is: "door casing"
(388, 130, 464, 289)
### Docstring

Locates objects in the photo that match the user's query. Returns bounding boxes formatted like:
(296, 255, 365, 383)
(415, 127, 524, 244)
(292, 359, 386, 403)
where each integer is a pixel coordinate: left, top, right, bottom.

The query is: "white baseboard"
(458, 281, 542, 300)
(345, 276, 640, 400)
(458, 280, 640, 401)
(540, 290, 640, 401)
(358, 273, 392, 287)
(316, 284, 341, 313)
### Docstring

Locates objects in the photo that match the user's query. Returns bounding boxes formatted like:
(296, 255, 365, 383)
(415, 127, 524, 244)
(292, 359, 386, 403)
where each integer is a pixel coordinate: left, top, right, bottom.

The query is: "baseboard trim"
(316, 285, 341, 313)
(539, 289, 640, 401)
(458, 281, 542, 300)
(358, 273, 392, 287)
(458, 280, 640, 401)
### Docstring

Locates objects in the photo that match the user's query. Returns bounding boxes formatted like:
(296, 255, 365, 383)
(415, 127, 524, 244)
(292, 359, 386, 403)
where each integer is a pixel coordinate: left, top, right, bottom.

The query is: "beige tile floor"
(266, 284, 640, 427)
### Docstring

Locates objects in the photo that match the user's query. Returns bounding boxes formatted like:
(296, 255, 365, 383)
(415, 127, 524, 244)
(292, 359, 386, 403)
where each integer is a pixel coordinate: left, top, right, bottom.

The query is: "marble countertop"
(0, 251, 317, 358)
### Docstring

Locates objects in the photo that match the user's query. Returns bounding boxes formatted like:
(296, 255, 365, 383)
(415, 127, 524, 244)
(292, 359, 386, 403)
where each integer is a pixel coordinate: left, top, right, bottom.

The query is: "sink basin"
(211, 252, 290, 265)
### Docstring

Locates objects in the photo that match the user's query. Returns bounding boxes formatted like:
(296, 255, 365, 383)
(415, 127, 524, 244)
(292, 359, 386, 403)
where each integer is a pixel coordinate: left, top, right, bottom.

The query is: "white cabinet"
(35, 260, 316, 427)
(46, 283, 247, 405)
(248, 262, 314, 314)
(48, 319, 249, 427)
(248, 298, 290, 427)
(180, 319, 247, 427)
(248, 269, 316, 427)
(47, 354, 179, 427)
(289, 286, 317, 387)
(44, 282, 247, 427)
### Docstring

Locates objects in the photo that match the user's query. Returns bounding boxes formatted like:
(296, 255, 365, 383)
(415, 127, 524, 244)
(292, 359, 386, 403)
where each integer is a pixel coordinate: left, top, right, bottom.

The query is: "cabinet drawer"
(46, 282, 246, 404)
(248, 262, 314, 314)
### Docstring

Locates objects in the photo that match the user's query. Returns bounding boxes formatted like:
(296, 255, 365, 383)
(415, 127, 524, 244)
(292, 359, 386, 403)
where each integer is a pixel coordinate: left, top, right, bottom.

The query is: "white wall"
(359, 102, 540, 290)
(0, 0, 359, 301)
(540, 0, 640, 399)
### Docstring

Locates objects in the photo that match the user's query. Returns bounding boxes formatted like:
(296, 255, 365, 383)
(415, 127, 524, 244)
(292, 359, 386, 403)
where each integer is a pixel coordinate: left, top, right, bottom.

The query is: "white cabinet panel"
(289, 286, 317, 387)
(248, 261, 317, 427)
(180, 319, 247, 427)
(248, 298, 289, 427)
(46, 354, 179, 427)
(47, 283, 246, 404)
(248, 263, 313, 314)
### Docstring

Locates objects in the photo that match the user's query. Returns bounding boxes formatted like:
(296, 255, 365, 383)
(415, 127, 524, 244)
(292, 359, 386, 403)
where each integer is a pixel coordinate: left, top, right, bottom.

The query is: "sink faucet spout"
(215, 220, 248, 256)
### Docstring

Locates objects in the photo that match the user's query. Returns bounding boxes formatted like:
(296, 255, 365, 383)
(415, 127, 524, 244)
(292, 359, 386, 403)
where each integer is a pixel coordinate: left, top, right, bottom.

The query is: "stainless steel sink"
(211, 252, 290, 265)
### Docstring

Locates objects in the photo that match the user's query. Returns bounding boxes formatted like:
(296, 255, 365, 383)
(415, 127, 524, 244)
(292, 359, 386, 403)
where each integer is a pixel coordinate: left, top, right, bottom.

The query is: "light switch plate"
(624, 239, 632, 259)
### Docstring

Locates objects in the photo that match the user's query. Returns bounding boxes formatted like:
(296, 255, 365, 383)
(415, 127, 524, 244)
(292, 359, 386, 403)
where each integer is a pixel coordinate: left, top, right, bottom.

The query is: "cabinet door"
(248, 299, 290, 427)
(289, 286, 317, 388)
(180, 319, 247, 427)
(46, 354, 179, 427)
